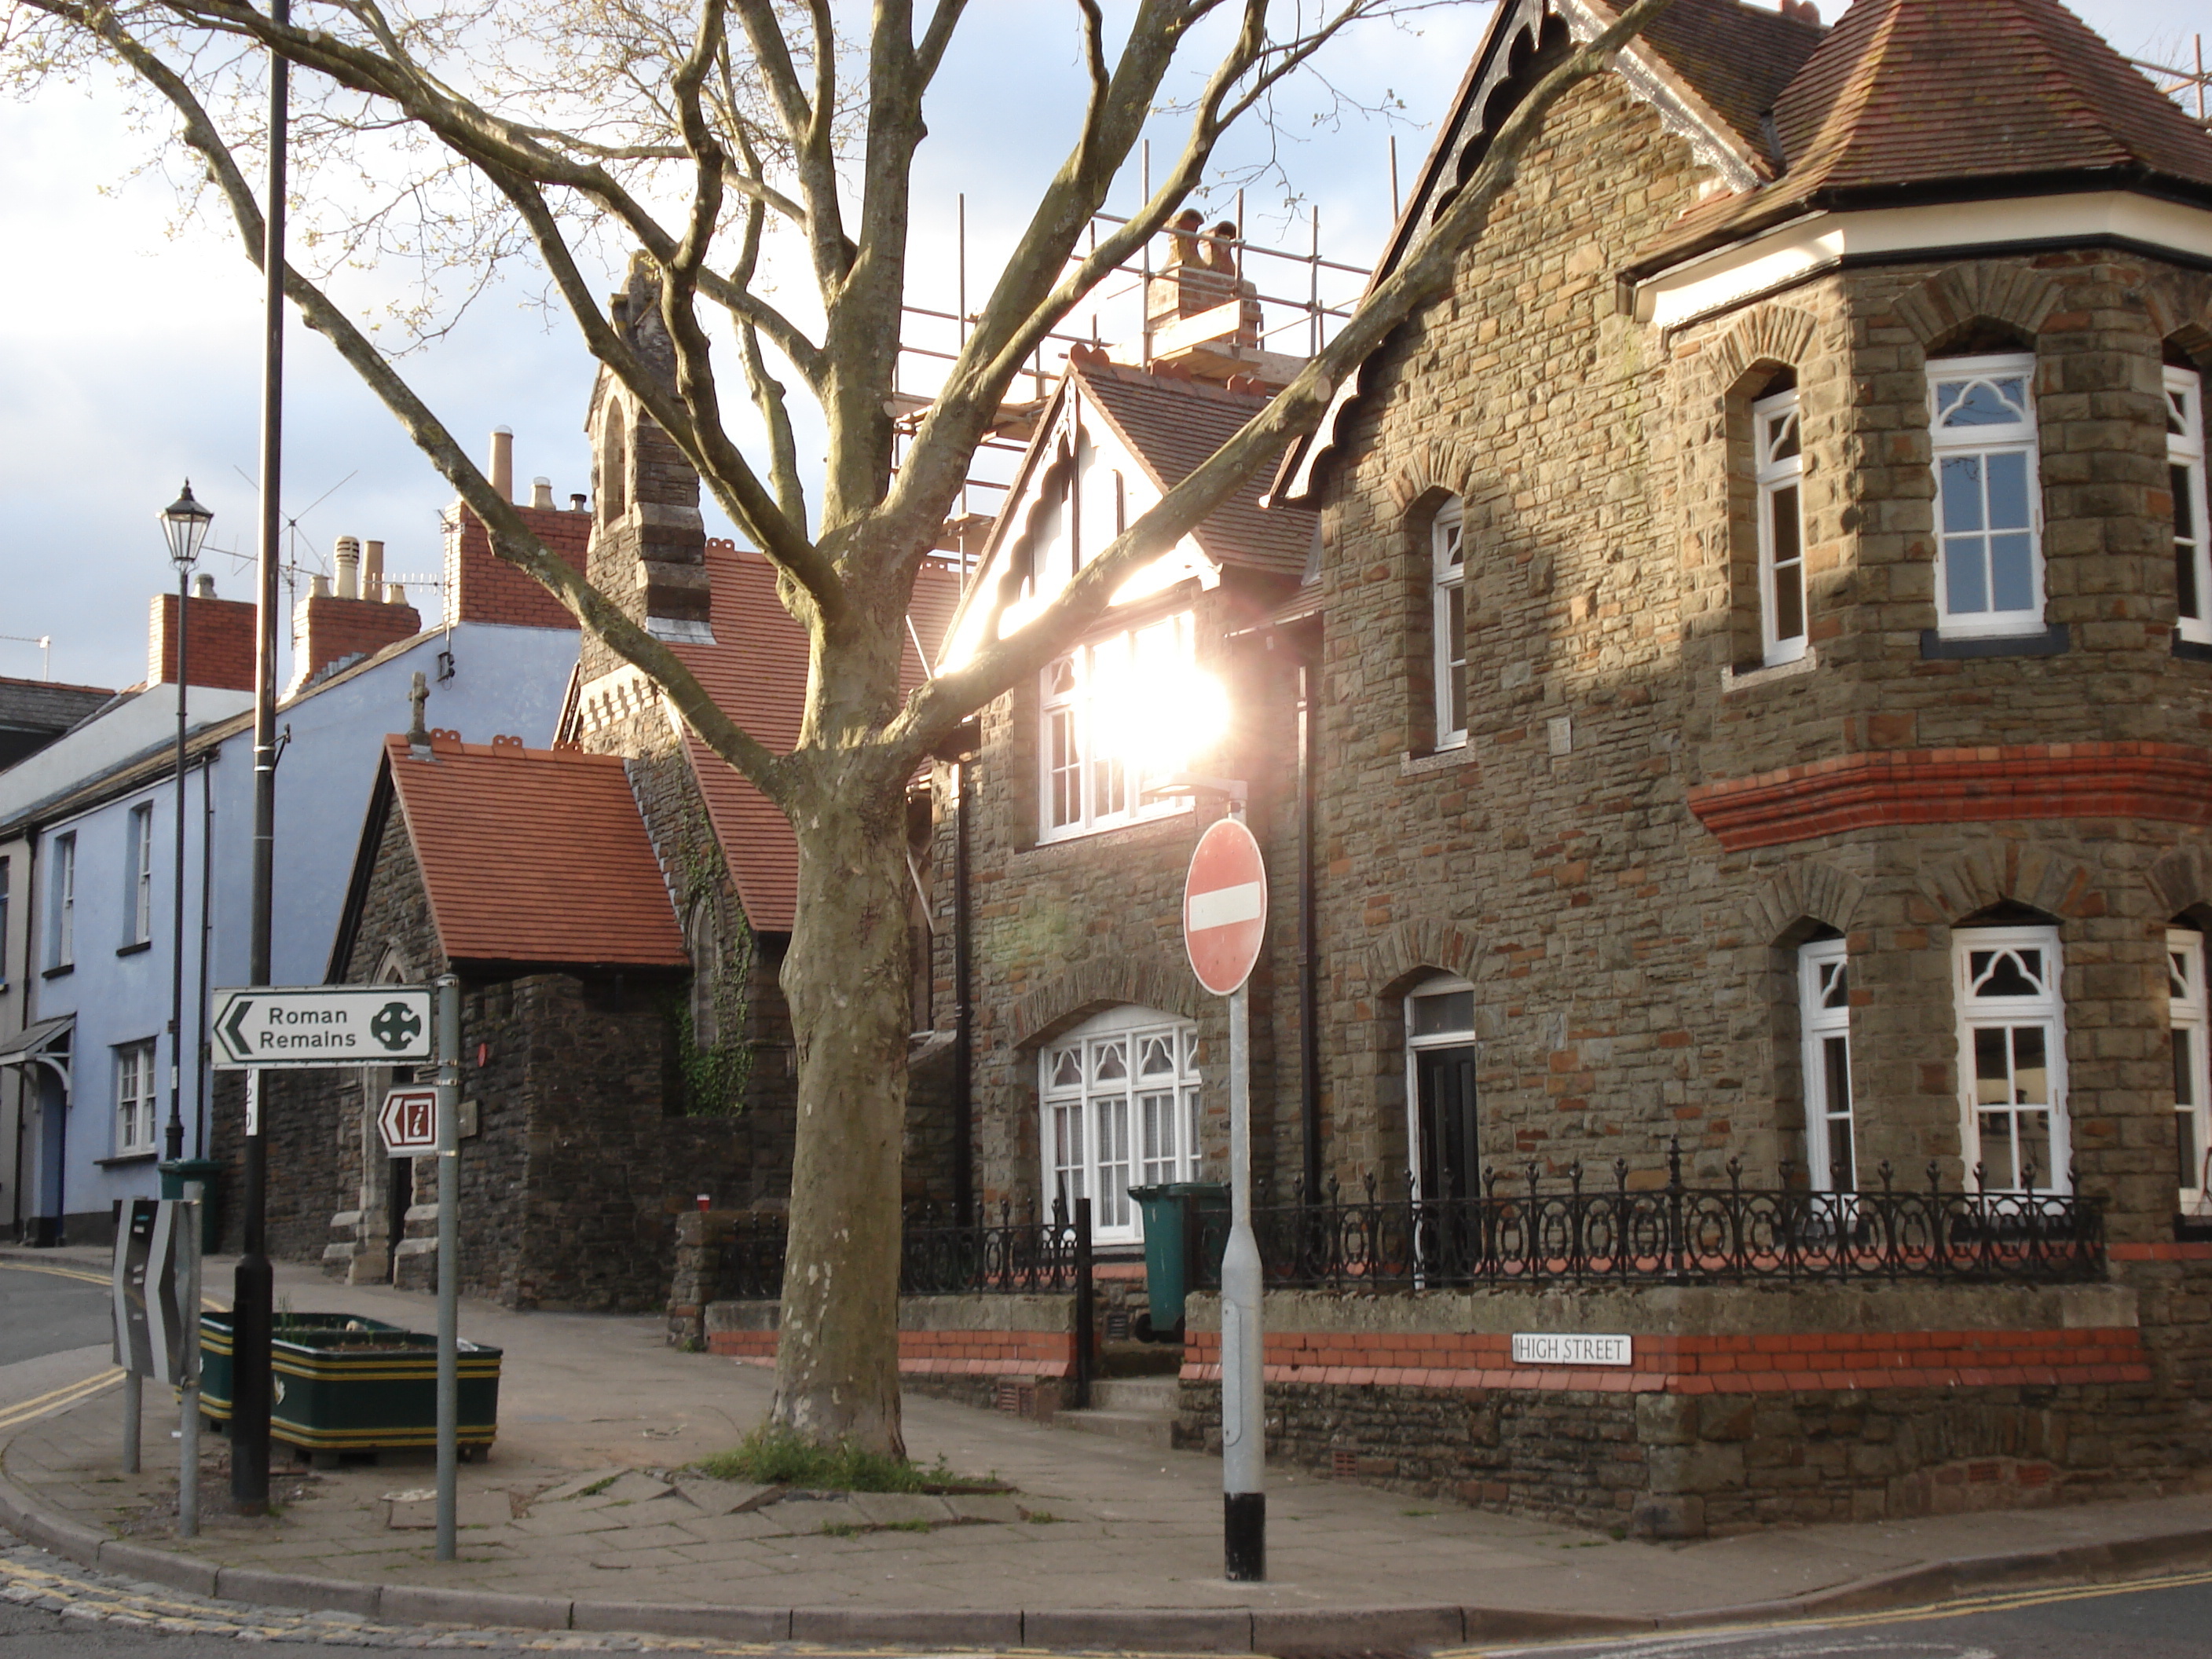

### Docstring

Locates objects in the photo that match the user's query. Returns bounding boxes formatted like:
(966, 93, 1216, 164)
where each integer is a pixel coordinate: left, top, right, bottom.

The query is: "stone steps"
(1056, 1375, 1179, 1448)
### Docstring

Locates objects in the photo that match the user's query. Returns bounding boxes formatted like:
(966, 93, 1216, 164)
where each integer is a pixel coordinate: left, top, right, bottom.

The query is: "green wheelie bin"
(1127, 1181, 1230, 1342)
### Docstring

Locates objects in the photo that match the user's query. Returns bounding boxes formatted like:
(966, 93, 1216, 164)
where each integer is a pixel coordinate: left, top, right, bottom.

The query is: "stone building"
(928, 0, 2212, 1534)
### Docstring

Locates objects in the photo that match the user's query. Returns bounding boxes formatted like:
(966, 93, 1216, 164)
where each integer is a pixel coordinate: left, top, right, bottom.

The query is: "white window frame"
(1754, 389, 1808, 666)
(49, 832, 75, 969)
(2170, 929, 2212, 1212)
(1404, 972, 1477, 1202)
(2167, 367, 2212, 646)
(1431, 500, 1467, 748)
(1798, 938, 1855, 1192)
(126, 801, 154, 946)
(1928, 353, 2042, 639)
(115, 1038, 157, 1155)
(1038, 611, 1196, 842)
(1954, 924, 2069, 1195)
(1039, 1005, 1201, 1247)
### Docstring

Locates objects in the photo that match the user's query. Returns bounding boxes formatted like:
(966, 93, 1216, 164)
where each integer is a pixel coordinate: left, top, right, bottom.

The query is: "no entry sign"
(1184, 816, 1268, 996)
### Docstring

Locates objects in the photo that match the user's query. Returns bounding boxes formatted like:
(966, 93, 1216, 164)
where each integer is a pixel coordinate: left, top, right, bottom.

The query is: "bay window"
(2168, 366, 2211, 645)
(1954, 925, 2068, 1193)
(1929, 354, 2042, 639)
(1755, 389, 1807, 665)
(1040, 1005, 1201, 1247)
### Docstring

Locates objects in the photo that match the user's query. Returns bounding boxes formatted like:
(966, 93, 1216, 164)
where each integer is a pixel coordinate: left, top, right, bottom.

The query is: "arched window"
(1039, 1005, 1200, 1246)
(1928, 354, 2041, 639)
(684, 902, 718, 1050)
(1431, 500, 1467, 747)
(1754, 387, 1806, 665)
(2167, 366, 2210, 646)
(1798, 936, 1854, 1190)
(1404, 972, 1476, 1200)
(2170, 927, 2210, 1210)
(599, 409, 630, 521)
(1954, 925, 2067, 1193)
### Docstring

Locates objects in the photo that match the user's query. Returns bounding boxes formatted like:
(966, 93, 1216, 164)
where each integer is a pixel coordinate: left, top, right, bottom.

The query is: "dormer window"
(1754, 389, 1806, 666)
(2168, 366, 2211, 646)
(1928, 354, 2042, 639)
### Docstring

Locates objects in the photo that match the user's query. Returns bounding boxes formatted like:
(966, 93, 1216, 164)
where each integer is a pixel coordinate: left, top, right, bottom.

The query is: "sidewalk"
(4, 1246, 2211, 1652)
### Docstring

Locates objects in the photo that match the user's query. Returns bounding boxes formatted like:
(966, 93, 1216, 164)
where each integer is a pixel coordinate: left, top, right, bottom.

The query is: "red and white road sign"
(377, 1087, 439, 1155)
(1184, 816, 1268, 996)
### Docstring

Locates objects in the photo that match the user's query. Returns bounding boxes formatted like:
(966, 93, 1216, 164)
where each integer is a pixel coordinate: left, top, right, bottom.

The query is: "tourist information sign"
(378, 1087, 440, 1155)
(211, 986, 432, 1068)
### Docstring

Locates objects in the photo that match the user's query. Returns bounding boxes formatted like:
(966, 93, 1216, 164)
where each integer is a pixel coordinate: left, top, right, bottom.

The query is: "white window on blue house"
(1929, 353, 2042, 639)
(1955, 925, 2068, 1194)
(125, 801, 154, 947)
(49, 833, 75, 970)
(2167, 367, 2212, 646)
(115, 1038, 157, 1155)
(1040, 1005, 1201, 1246)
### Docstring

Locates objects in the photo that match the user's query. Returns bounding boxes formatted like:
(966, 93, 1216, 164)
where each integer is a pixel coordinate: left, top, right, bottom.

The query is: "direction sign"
(211, 985, 433, 1068)
(1184, 816, 1268, 996)
(378, 1087, 440, 1155)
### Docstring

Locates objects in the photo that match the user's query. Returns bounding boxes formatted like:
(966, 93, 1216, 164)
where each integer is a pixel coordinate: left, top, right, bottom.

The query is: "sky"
(0, 0, 2205, 694)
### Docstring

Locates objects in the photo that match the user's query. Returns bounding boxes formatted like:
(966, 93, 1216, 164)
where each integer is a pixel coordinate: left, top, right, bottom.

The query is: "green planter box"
(200, 1313, 501, 1456)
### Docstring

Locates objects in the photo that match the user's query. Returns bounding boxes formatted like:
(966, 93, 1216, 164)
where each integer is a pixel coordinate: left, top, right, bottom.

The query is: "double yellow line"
(0, 1368, 123, 1437)
(0, 1260, 111, 1288)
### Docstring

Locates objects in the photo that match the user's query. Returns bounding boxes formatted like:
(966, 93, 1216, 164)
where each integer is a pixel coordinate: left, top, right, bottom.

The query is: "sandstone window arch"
(1752, 381, 1806, 668)
(1403, 972, 1476, 1201)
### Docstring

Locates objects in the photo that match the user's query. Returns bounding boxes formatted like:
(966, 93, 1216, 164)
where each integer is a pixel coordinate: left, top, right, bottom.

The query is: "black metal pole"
(1071, 1196, 1093, 1411)
(951, 757, 973, 1225)
(166, 569, 189, 1163)
(1296, 657, 1320, 1201)
(233, 0, 287, 1515)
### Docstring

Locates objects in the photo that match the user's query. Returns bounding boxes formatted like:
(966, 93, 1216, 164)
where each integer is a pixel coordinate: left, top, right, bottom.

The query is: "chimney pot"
(388, 583, 407, 606)
(192, 574, 215, 599)
(531, 476, 555, 510)
(490, 427, 515, 502)
(309, 573, 331, 599)
(334, 536, 361, 599)
(569, 493, 587, 513)
(363, 539, 386, 591)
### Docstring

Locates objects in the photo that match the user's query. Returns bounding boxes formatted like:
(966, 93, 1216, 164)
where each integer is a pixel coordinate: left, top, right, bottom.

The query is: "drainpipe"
(196, 754, 215, 1159)
(1297, 656, 1321, 1200)
(953, 754, 975, 1225)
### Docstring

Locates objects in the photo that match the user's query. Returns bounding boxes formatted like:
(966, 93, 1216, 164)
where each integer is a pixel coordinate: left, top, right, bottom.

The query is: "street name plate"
(1511, 1332, 1632, 1368)
(212, 985, 433, 1068)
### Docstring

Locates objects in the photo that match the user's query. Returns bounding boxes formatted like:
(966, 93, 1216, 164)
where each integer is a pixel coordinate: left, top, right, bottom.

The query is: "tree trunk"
(771, 777, 913, 1455)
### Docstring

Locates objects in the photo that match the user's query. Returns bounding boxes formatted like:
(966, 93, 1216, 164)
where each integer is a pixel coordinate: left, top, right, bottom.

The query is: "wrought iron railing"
(718, 1196, 1092, 1300)
(1190, 1142, 2105, 1291)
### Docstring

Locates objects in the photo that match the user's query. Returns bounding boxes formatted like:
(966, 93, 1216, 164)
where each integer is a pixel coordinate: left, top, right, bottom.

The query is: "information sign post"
(1183, 806, 1268, 1583)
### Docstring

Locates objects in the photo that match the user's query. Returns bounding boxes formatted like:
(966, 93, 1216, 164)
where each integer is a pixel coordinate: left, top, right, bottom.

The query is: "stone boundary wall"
(1173, 1282, 2203, 1538)
(701, 1295, 1079, 1419)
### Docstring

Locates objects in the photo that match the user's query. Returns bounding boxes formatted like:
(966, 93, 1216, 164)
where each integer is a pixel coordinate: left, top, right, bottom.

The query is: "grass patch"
(819, 1521, 862, 1539)
(886, 1518, 933, 1533)
(1401, 1508, 1437, 1518)
(576, 1474, 620, 1498)
(1021, 1509, 1061, 1524)
(697, 1427, 953, 1493)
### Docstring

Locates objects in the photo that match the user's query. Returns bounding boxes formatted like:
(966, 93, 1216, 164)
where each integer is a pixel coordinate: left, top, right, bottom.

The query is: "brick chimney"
(148, 581, 256, 691)
(1145, 209, 1261, 363)
(442, 427, 591, 629)
(291, 534, 424, 690)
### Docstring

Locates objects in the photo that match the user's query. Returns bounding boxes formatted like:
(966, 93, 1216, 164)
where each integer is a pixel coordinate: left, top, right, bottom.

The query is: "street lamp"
(159, 485, 212, 1165)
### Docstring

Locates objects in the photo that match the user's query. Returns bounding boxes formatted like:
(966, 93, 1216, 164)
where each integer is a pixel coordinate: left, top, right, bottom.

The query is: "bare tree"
(5, 0, 1676, 1453)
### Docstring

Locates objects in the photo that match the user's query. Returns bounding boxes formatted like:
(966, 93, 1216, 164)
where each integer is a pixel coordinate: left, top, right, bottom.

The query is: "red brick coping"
(1180, 1327, 2149, 1394)
(709, 1328, 1075, 1379)
(1687, 743, 2212, 850)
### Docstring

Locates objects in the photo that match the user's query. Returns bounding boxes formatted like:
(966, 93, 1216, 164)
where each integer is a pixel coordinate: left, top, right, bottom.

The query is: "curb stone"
(5, 1462, 2212, 1653)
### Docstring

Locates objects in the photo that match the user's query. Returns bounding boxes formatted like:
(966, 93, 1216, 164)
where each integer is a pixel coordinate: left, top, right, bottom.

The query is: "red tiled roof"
(385, 733, 687, 967)
(1635, 0, 2212, 273)
(1639, 0, 1826, 166)
(1073, 358, 1316, 577)
(672, 541, 961, 934)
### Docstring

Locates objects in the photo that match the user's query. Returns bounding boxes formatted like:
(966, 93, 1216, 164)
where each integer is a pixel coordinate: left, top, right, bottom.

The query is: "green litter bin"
(158, 1159, 222, 1257)
(1128, 1181, 1230, 1343)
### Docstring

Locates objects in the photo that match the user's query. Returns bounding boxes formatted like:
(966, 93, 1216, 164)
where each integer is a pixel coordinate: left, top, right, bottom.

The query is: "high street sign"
(211, 986, 433, 1068)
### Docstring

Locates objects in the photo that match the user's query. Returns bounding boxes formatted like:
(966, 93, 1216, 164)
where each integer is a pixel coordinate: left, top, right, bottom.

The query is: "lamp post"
(158, 485, 212, 1166)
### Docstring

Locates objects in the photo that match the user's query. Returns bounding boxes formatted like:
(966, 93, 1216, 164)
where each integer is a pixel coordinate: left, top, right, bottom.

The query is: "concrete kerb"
(7, 1457, 2212, 1654)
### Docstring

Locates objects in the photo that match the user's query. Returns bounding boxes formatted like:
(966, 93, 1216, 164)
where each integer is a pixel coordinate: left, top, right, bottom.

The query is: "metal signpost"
(211, 982, 454, 1538)
(1182, 810, 1269, 1583)
(110, 1197, 201, 1531)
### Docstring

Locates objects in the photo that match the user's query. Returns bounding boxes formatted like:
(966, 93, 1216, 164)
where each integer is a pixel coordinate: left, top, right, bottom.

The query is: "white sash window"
(115, 1039, 157, 1155)
(2168, 368, 2212, 645)
(1929, 355, 2042, 639)
(1039, 613, 1195, 840)
(1954, 925, 2068, 1194)
(1755, 390, 1807, 666)
(1799, 939, 1855, 1191)
(2170, 930, 2211, 1210)
(1432, 500, 1467, 746)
